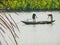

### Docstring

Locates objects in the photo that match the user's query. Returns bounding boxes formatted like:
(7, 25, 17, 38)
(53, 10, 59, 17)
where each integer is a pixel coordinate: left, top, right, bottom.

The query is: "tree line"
(0, 0, 60, 11)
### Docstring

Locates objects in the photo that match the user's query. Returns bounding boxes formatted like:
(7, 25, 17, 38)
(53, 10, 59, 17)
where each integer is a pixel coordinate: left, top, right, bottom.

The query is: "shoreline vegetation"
(0, 0, 60, 12)
(0, 9, 60, 12)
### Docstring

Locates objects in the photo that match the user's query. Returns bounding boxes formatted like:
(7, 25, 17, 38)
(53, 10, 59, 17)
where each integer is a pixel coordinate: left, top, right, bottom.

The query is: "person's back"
(32, 13, 36, 22)
(32, 13, 36, 19)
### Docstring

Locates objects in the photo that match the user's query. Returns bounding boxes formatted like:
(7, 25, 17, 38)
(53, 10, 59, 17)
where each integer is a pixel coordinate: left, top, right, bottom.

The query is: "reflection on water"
(0, 11, 60, 45)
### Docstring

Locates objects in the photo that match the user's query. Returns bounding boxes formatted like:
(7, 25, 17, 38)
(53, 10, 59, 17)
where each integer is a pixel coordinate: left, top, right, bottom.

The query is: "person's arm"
(36, 15, 38, 18)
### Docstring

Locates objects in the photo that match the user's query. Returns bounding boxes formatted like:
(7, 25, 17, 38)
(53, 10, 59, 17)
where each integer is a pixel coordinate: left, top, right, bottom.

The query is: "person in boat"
(48, 14, 53, 21)
(32, 13, 37, 22)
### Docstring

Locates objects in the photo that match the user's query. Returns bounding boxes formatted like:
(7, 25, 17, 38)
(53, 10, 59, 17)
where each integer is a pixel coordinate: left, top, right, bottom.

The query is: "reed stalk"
(0, 13, 19, 45)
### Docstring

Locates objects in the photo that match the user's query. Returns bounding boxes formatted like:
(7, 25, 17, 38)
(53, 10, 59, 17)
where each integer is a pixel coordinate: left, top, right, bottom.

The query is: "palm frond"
(0, 41, 2, 45)
(0, 13, 19, 45)
(0, 32, 8, 45)
(9, 14, 20, 32)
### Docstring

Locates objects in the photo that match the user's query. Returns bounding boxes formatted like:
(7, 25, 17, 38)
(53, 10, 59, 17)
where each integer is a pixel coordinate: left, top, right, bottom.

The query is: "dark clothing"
(32, 14, 36, 19)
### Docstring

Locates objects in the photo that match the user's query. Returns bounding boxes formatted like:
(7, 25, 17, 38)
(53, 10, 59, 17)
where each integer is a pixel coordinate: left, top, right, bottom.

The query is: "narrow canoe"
(21, 20, 55, 25)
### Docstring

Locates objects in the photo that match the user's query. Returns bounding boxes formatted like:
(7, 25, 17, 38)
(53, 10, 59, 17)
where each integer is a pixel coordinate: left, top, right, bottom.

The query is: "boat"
(21, 14, 55, 25)
(21, 20, 55, 25)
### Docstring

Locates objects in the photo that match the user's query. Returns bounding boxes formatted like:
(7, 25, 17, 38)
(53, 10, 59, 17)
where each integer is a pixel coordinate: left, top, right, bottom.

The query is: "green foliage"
(0, 0, 60, 11)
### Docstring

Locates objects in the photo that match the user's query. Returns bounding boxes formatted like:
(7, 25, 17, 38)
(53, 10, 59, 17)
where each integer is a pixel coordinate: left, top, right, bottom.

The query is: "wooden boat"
(21, 20, 55, 25)
(22, 14, 55, 25)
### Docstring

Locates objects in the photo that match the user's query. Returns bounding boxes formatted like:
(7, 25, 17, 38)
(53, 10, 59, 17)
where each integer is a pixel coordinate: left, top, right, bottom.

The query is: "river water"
(0, 11, 60, 45)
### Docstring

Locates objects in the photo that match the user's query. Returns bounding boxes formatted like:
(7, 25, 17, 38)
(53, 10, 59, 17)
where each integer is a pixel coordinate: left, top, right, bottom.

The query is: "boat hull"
(21, 20, 55, 25)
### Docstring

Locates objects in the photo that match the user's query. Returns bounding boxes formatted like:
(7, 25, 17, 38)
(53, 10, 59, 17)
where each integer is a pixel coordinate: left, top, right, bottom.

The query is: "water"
(0, 11, 60, 45)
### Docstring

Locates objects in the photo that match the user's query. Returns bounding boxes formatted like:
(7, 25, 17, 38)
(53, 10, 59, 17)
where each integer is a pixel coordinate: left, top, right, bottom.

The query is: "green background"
(0, 0, 60, 11)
